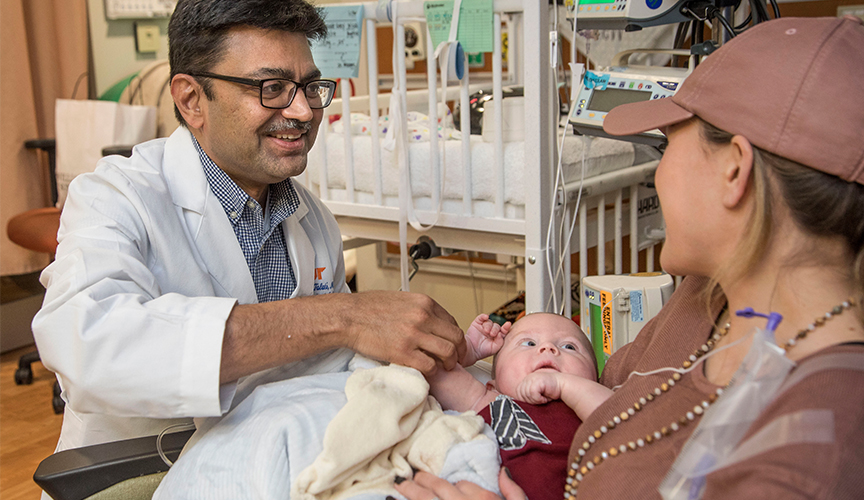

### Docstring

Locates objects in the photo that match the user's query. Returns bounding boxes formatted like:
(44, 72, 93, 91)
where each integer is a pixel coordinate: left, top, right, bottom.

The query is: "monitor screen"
(587, 87, 653, 113)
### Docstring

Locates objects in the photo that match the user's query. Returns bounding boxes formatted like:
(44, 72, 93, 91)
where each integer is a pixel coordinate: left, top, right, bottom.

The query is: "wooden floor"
(0, 345, 63, 499)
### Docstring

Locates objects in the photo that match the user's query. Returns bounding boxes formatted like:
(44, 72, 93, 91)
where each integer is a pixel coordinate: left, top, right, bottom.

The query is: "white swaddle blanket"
(153, 357, 500, 500)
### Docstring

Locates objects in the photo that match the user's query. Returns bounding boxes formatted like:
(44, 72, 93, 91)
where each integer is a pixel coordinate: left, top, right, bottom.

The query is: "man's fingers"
(429, 298, 460, 327)
(416, 334, 459, 370)
(404, 350, 437, 375)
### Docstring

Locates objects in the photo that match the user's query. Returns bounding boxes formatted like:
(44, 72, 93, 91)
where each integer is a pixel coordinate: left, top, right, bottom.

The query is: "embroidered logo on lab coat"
(314, 266, 334, 293)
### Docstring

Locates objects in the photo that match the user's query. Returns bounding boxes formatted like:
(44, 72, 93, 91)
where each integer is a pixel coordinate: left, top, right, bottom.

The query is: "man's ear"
(722, 134, 755, 209)
(170, 74, 206, 129)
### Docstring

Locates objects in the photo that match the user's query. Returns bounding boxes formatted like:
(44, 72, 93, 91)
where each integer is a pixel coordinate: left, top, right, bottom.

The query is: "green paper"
(424, 0, 494, 54)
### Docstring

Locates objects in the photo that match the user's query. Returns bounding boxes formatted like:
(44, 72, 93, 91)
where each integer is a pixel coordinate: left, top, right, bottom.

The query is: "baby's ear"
(486, 381, 497, 391)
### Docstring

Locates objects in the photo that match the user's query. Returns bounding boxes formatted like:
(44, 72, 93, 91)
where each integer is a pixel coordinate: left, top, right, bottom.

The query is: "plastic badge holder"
(659, 326, 795, 500)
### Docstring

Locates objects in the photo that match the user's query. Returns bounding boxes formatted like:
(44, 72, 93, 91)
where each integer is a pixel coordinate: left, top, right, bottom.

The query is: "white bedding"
(309, 132, 637, 207)
(152, 357, 501, 500)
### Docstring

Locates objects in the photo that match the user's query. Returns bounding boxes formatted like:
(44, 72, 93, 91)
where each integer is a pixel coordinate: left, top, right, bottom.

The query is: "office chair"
(8, 140, 64, 413)
(8, 141, 134, 414)
(35, 429, 194, 500)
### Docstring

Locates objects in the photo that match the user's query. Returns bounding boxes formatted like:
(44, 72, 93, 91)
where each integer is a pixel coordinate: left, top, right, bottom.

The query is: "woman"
(396, 15, 864, 500)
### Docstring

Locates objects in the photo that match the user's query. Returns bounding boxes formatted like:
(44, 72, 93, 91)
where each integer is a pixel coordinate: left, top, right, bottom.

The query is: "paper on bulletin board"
(424, 0, 494, 54)
(311, 5, 364, 78)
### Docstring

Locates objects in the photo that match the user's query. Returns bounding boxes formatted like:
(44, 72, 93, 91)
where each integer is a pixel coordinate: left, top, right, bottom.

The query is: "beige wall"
(353, 244, 521, 331)
(86, 0, 170, 97)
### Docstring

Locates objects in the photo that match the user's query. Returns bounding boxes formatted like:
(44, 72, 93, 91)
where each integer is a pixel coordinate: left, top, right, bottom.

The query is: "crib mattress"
(308, 133, 642, 209)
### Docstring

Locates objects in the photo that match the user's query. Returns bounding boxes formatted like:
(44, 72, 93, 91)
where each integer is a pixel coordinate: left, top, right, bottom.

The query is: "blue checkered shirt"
(193, 136, 299, 302)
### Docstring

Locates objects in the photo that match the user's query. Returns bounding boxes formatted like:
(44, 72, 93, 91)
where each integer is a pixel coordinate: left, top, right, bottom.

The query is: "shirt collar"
(192, 134, 299, 226)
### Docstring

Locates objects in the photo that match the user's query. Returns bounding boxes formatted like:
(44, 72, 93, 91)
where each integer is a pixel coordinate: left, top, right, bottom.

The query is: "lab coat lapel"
(284, 194, 312, 298)
(162, 127, 258, 304)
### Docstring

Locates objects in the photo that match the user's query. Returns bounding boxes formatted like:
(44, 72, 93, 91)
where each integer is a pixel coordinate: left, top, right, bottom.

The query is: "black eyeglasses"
(189, 72, 337, 109)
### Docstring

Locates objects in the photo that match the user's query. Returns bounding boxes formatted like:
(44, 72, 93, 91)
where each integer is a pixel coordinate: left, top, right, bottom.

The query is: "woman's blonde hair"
(697, 119, 864, 319)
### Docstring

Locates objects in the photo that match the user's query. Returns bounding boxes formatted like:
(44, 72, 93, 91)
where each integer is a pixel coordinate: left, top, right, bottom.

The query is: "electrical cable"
(610, 326, 758, 391)
(543, 22, 568, 313)
(547, 131, 588, 316)
(544, 14, 590, 315)
(768, 0, 780, 19)
(673, 21, 691, 51)
(734, 12, 752, 31)
(750, 0, 770, 24)
(465, 252, 481, 316)
(156, 422, 197, 467)
(711, 9, 737, 38)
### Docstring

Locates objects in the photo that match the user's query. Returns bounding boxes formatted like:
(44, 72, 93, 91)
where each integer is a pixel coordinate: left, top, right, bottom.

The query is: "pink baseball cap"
(603, 16, 864, 185)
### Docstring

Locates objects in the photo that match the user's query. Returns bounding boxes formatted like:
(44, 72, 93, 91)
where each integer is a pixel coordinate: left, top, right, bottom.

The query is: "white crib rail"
(560, 162, 665, 315)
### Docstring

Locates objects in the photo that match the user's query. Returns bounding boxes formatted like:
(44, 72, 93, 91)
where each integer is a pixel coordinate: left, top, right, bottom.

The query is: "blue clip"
(735, 308, 783, 333)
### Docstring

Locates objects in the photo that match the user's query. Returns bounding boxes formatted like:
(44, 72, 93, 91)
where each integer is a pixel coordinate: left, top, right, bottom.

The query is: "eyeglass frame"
(188, 72, 338, 110)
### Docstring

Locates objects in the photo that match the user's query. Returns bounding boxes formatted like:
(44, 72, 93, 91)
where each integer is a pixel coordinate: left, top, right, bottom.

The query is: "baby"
(427, 312, 613, 499)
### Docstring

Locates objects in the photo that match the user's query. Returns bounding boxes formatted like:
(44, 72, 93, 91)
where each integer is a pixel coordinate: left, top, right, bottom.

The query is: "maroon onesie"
(479, 395, 582, 500)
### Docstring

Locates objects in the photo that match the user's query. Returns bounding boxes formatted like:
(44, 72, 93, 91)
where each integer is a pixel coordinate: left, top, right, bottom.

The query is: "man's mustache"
(263, 119, 313, 134)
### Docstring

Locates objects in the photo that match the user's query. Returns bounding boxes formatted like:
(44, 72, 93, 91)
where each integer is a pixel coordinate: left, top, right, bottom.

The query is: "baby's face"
(493, 313, 596, 397)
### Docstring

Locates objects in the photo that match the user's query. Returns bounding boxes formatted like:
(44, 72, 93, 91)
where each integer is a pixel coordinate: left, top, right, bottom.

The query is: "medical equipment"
(569, 49, 695, 147)
(303, 0, 667, 314)
(582, 272, 674, 374)
(564, 0, 691, 31)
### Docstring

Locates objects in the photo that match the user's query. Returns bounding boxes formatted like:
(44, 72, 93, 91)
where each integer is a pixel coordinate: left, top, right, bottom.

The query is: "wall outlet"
(135, 23, 160, 53)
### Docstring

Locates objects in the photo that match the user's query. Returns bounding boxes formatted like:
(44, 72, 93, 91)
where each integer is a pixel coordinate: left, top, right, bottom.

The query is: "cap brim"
(602, 97, 694, 137)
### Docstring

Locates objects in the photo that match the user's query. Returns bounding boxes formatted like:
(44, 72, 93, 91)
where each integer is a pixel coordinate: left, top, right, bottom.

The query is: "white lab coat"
(33, 126, 353, 452)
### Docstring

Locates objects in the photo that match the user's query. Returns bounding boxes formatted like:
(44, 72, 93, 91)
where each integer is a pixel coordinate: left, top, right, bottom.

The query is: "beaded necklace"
(564, 297, 858, 499)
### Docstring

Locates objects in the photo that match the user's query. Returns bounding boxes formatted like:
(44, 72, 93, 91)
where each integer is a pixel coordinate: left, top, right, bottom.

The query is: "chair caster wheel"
(15, 367, 33, 385)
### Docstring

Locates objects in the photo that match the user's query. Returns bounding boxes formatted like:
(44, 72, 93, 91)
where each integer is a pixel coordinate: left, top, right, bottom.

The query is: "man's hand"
(220, 290, 465, 383)
(341, 291, 465, 374)
(462, 314, 511, 367)
(514, 372, 562, 405)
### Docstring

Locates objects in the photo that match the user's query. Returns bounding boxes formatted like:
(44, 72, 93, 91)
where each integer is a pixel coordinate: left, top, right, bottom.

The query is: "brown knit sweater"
(567, 276, 864, 499)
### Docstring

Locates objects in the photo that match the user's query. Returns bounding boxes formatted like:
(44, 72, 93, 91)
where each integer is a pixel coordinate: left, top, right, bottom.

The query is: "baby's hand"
(461, 314, 511, 366)
(514, 372, 563, 405)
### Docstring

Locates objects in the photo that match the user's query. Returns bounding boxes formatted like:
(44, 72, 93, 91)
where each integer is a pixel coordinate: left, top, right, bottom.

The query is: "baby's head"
(490, 313, 597, 397)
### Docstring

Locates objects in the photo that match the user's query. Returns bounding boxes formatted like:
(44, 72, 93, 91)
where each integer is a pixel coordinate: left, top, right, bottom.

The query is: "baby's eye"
(520, 340, 536, 347)
(562, 343, 577, 351)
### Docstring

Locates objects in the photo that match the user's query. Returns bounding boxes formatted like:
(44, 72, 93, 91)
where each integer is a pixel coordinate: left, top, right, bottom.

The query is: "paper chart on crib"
(311, 5, 364, 78)
(424, 0, 494, 54)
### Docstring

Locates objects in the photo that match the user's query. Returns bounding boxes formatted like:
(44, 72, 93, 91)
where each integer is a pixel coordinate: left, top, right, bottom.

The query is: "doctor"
(33, 0, 465, 452)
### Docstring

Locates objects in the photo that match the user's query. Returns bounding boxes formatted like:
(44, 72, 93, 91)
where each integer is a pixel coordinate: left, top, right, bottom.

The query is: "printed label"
(601, 290, 613, 355)
(630, 291, 644, 323)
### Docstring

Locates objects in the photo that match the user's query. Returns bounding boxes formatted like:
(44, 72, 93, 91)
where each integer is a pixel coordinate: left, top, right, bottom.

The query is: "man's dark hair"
(168, 0, 327, 126)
